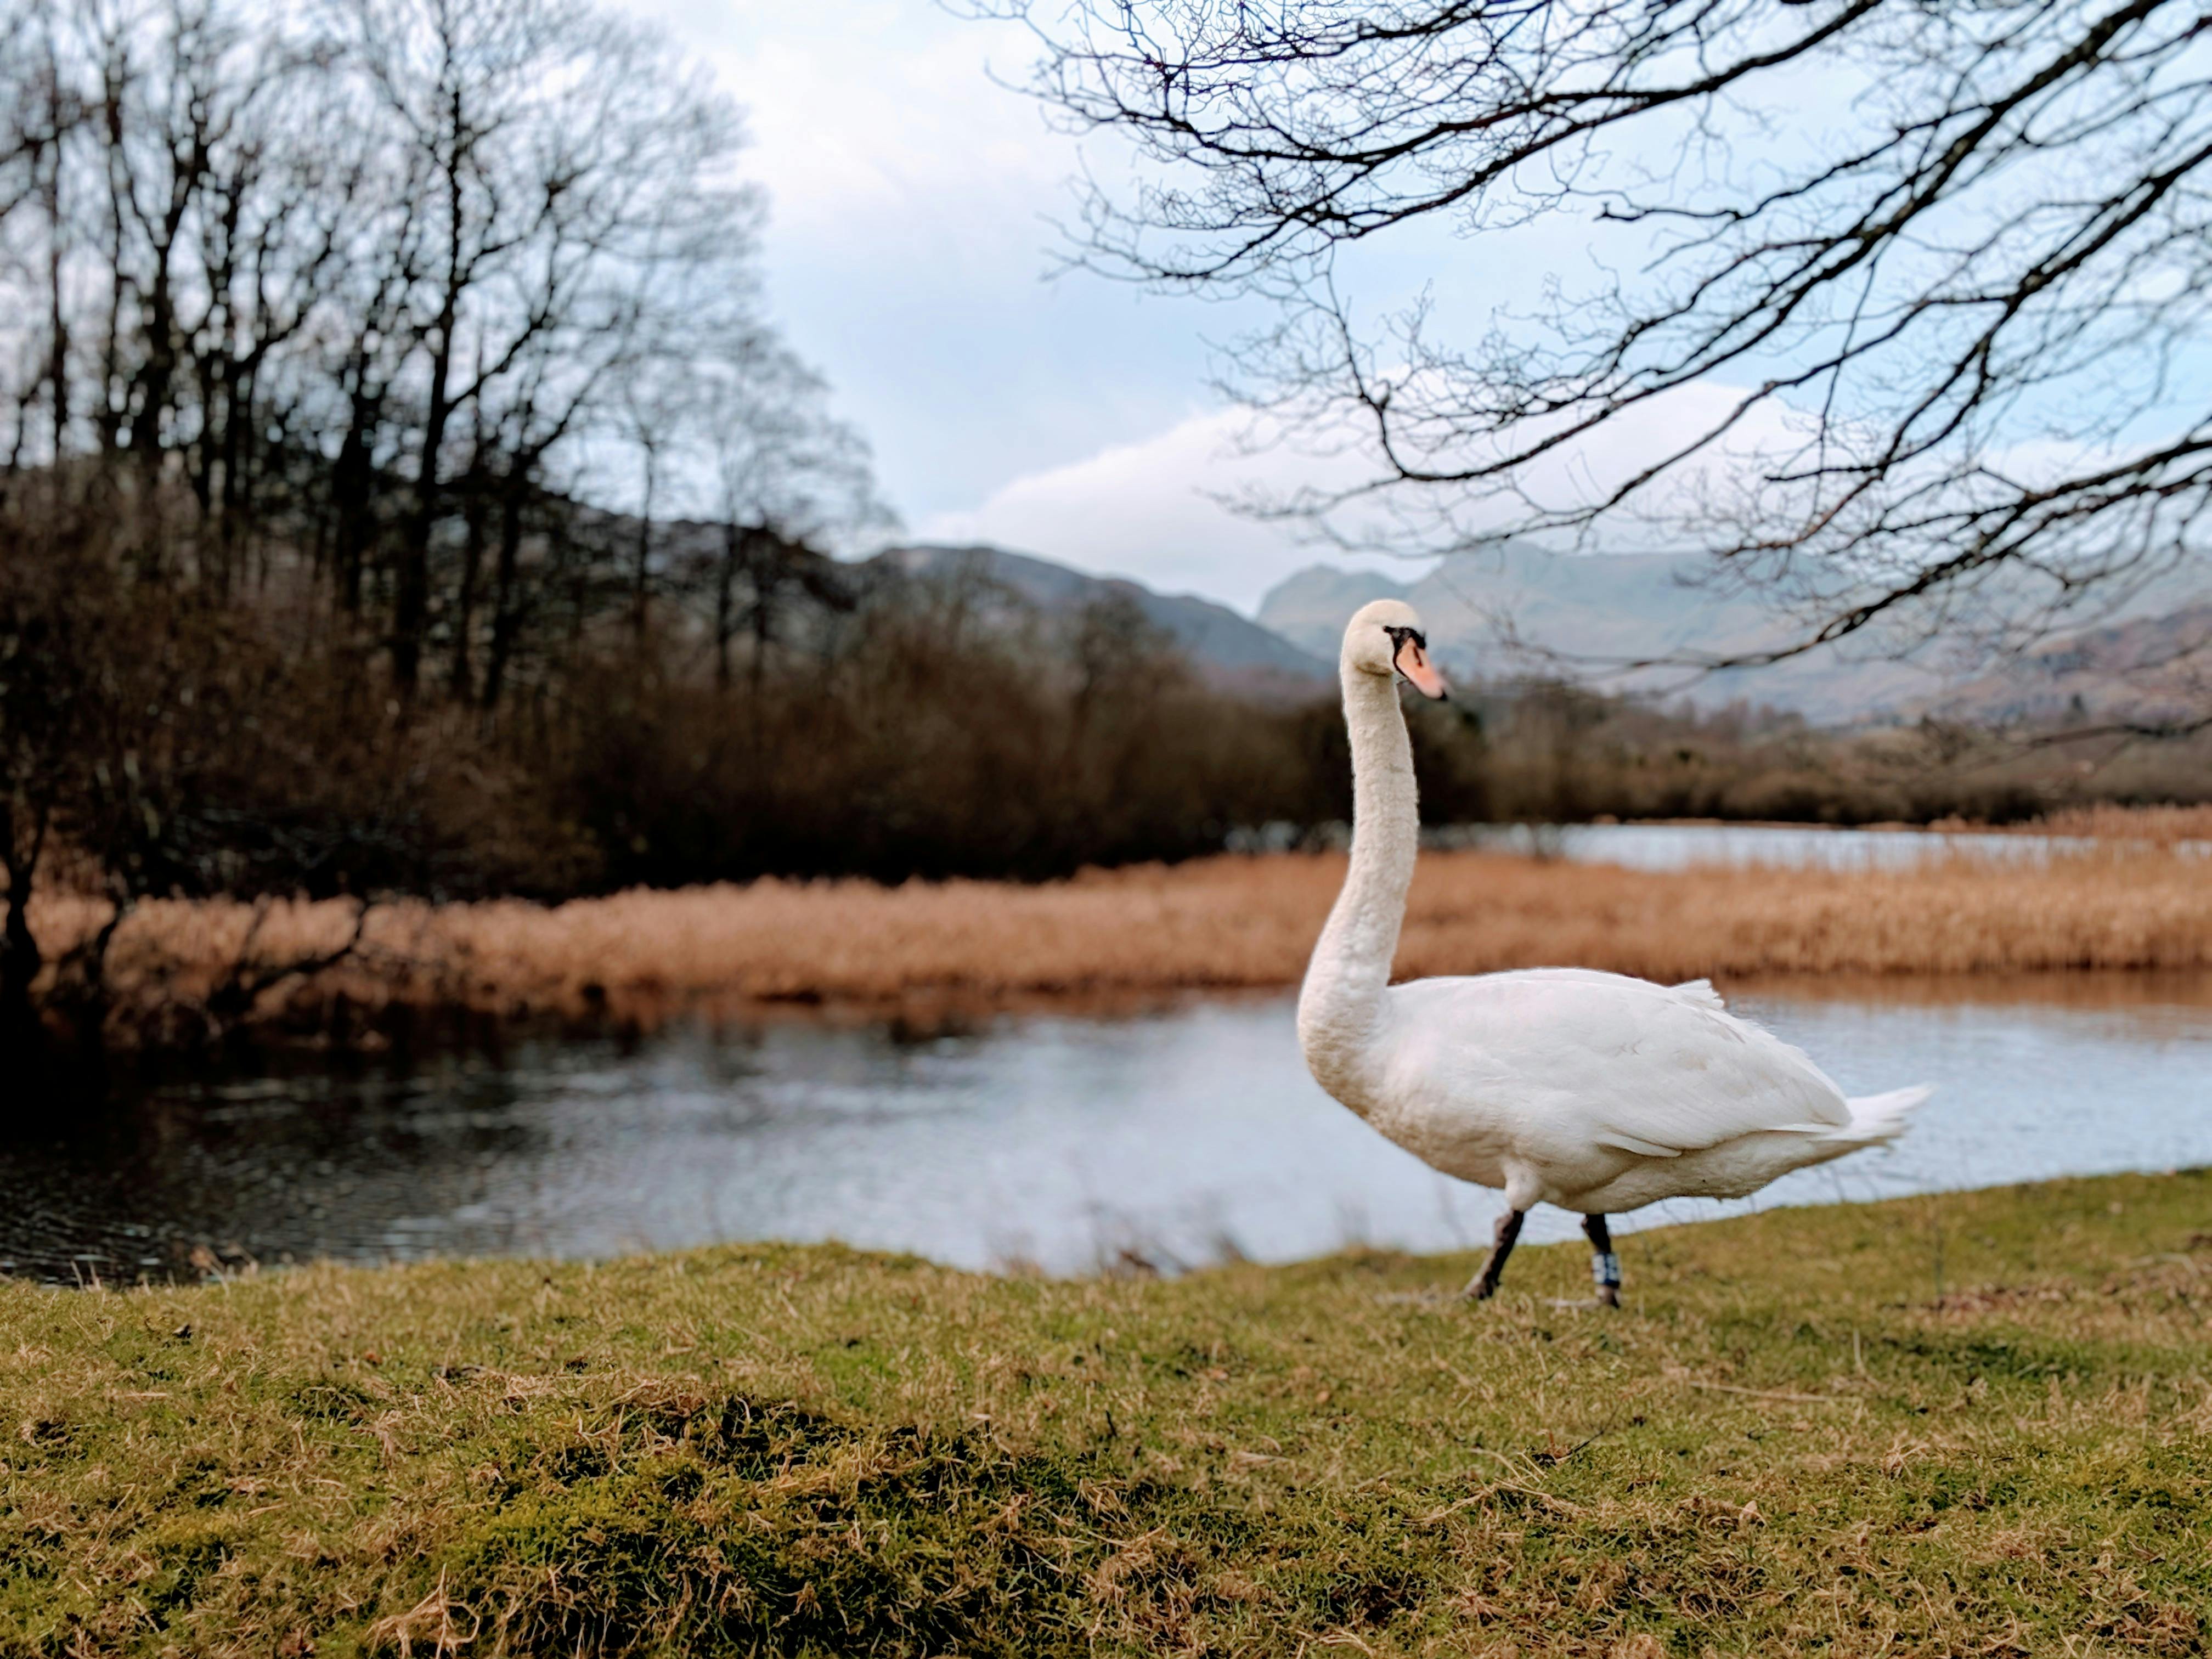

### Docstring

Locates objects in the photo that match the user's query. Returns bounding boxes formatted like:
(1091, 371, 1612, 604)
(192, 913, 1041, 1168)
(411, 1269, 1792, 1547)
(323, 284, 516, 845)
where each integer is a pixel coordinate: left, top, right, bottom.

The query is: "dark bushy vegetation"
(555, 578, 1307, 887)
(12, 471, 2209, 923)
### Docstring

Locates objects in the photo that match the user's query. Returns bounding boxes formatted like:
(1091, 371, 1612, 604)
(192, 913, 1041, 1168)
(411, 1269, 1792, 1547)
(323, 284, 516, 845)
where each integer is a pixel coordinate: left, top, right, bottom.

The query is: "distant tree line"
(0, 0, 883, 693)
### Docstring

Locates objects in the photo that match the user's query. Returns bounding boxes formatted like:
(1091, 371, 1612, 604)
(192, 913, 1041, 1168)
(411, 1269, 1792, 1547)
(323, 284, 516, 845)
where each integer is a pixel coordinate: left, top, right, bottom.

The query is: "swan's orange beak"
(1395, 636, 1449, 701)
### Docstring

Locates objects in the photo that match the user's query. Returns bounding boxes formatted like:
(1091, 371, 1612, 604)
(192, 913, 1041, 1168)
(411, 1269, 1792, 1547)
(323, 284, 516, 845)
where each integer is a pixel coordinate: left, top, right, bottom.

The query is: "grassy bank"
(5, 1171, 2209, 1655)
(27, 833, 2212, 1044)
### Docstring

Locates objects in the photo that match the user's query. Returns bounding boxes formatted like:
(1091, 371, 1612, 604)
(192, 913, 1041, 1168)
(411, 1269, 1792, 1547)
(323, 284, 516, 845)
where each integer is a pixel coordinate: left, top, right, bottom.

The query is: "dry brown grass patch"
(21, 834, 2212, 1043)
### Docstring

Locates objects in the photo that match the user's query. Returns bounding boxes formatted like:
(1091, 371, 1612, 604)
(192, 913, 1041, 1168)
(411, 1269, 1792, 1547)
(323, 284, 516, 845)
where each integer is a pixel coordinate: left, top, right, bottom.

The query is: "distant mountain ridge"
(873, 544, 1333, 688)
(1258, 545, 2212, 724)
(1255, 565, 1414, 652)
(1921, 600, 2212, 729)
(857, 540, 2209, 729)
(1259, 544, 1953, 719)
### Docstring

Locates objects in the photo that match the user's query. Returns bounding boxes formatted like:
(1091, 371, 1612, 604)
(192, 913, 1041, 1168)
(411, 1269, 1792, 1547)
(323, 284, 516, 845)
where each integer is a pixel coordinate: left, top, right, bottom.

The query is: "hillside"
(876, 544, 1331, 690)
(1919, 599, 2212, 729)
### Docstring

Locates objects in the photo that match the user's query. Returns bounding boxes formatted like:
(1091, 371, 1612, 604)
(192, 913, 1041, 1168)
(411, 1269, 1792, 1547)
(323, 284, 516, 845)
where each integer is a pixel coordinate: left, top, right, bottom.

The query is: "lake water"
(1231, 819, 2211, 869)
(1441, 821, 2211, 870)
(5, 974, 2208, 1285)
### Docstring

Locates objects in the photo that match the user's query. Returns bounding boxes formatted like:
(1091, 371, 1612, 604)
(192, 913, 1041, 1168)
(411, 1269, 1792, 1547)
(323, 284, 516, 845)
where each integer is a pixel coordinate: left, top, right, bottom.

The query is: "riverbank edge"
(4, 1168, 2209, 1654)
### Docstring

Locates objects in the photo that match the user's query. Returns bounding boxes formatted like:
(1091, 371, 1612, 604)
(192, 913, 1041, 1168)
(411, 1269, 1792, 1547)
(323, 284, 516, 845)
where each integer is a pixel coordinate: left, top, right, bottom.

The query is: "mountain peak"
(1255, 565, 1417, 658)
(870, 543, 1331, 687)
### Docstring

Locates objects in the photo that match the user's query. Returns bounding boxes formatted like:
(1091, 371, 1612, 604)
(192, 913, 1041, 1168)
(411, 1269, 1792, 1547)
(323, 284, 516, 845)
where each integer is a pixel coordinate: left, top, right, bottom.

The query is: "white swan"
(1299, 600, 1931, 1305)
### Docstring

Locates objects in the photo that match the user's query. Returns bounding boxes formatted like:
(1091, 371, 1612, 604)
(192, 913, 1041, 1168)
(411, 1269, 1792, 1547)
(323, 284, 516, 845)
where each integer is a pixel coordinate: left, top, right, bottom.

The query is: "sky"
(607, 0, 1452, 614)
(606, 2, 2173, 628)
(552, 4, 2209, 628)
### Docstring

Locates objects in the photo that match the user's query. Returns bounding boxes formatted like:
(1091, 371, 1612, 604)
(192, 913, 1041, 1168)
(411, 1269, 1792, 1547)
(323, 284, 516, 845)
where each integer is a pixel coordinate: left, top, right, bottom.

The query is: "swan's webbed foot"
(1463, 1208, 1526, 1302)
(1584, 1214, 1622, 1308)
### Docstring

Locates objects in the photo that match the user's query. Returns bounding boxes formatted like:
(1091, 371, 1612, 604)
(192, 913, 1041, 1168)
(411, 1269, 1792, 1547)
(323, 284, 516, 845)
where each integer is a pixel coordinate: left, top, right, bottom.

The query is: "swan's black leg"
(1464, 1208, 1526, 1301)
(1584, 1214, 1622, 1307)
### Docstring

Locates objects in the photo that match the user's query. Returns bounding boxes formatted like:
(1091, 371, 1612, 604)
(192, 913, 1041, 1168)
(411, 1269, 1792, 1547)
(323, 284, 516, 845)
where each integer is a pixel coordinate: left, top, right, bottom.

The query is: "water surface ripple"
(3, 976, 2207, 1283)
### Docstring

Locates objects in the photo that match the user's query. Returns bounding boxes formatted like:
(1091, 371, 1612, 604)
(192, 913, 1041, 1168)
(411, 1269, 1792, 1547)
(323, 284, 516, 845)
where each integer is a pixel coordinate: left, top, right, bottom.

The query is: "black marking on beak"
(1383, 624, 1447, 700)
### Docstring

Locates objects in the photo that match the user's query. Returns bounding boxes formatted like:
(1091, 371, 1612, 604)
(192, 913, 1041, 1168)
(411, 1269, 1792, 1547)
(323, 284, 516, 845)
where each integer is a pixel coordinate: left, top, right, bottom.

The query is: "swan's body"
(1300, 600, 1929, 1300)
(1324, 966, 1925, 1214)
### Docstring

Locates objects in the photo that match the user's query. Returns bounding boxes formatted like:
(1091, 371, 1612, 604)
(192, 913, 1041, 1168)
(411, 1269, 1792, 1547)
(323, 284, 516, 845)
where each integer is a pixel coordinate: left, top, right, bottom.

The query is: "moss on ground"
(4, 1171, 2209, 1656)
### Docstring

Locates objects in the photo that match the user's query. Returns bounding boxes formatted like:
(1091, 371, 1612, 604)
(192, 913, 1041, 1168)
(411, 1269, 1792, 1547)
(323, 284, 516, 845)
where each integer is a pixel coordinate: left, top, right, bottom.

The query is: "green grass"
(4, 1173, 2210, 1657)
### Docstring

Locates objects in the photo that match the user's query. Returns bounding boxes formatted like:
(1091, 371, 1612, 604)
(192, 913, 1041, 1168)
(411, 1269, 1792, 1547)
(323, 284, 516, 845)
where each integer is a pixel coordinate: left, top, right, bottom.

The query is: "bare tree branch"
(988, 0, 2212, 677)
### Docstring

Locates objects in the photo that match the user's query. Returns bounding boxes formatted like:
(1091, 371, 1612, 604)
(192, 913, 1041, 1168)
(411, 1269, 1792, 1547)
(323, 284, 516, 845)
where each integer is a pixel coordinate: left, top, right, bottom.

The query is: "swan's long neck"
(1297, 658, 1418, 1113)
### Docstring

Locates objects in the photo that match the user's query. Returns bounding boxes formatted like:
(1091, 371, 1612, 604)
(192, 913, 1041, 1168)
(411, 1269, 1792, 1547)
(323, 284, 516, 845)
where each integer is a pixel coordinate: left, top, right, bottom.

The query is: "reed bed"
(2036, 800, 2212, 844)
(26, 836, 2212, 1041)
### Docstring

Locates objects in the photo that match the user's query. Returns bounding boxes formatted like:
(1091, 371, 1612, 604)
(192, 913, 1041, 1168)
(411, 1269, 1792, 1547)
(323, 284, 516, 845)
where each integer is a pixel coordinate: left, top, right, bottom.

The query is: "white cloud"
(600, 1, 1788, 584)
(916, 405, 1443, 612)
(641, 2, 1063, 262)
(610, 4, 2106, 629)
(606, 0, 1222, 520)
(913, 381, 1822, 613)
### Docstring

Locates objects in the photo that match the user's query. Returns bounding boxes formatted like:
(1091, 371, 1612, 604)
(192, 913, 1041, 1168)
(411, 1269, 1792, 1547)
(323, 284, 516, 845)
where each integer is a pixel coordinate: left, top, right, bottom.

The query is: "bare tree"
(335, 0, 754, 692)
(617, 361, 686, 648)
(691, 330, 887, 698)
(0, 5, 85, 469)
(989, 0, 2212, 684)
(0, 492, 91, 1036)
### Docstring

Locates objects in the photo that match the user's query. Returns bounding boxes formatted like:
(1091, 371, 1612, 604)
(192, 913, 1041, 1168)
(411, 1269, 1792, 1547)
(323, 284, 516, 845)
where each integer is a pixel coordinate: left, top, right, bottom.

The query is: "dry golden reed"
(2036, 801, 2212, 845)
(27, 837, 2212, 1036)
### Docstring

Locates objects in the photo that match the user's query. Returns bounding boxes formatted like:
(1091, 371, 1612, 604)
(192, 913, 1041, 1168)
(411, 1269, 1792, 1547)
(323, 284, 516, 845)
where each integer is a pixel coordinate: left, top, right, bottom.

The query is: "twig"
(1676, 1379, 1843, 1404)
(233, 895, 378, 1003)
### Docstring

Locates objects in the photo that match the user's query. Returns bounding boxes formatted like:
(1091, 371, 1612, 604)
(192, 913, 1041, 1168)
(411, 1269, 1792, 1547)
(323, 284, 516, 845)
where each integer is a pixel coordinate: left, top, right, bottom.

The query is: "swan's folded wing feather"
(1397, 972, 1853, 1159)
(1592, 1128, 1682, 1159)
(1668, 978, 1728, 1012)
(1577, 990, 1853, 1156)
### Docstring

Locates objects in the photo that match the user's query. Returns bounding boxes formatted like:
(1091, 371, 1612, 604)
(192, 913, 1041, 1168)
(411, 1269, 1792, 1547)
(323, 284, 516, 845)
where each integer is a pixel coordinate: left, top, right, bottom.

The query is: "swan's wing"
(1390, 970, 1851, 1158)
(1577, 989, 1852, 1157)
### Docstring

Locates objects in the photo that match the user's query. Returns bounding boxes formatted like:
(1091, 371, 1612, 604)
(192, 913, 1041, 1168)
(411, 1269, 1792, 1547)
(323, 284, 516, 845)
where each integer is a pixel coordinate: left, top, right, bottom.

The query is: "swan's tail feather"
(1830, 1085, 1932, 1146)
(1669, 977, 1727, 1011)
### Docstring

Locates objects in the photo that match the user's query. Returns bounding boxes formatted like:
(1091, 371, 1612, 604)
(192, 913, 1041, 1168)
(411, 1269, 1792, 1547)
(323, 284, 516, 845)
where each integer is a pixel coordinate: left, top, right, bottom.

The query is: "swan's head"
(1341, 599, 1448, 700)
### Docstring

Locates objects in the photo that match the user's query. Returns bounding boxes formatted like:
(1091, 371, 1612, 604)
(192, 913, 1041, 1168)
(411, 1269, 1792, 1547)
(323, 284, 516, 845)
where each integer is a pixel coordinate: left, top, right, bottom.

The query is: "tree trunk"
(481, 461, 529, 714)
(479, 462, 531, 716)
(330, 364, 381, 615)
(43, 140, 69, 460)
(715, 520, 740, 690)
(396, 153, 467, 698)
(393, 337, 452, 695)
(630, 444, 657, 646)
(748, 533, 773, 760)
(448, 456, 488, 699)
(0, 805, 46, 1047)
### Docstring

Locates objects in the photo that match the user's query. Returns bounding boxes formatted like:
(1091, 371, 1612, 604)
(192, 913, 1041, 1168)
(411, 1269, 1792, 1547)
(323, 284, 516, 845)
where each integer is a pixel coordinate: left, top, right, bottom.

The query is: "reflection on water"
(4, 975, 2208, 1283)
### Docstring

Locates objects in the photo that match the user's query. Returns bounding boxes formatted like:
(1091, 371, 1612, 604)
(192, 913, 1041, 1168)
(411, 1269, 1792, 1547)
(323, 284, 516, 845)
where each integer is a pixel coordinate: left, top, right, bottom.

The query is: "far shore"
(25, 822, 2212, 1046)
